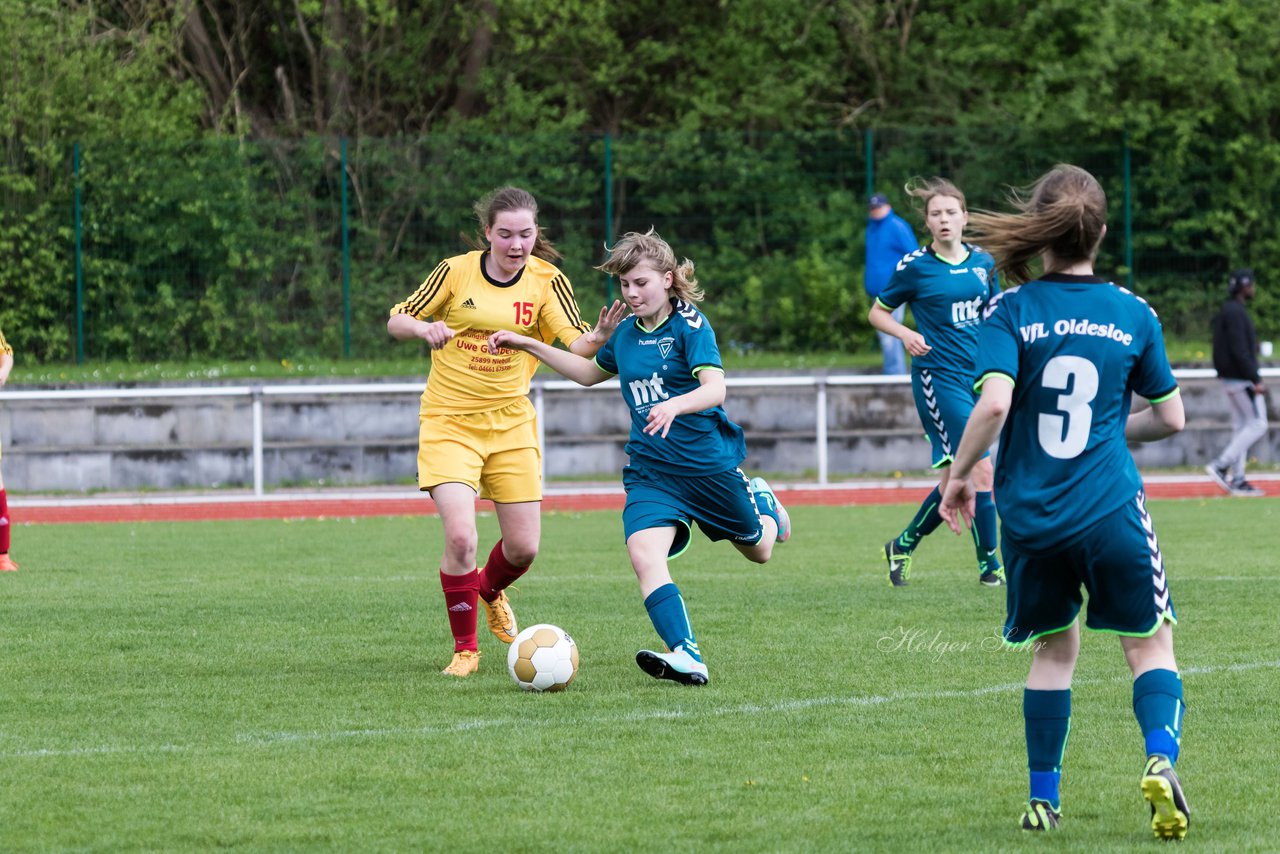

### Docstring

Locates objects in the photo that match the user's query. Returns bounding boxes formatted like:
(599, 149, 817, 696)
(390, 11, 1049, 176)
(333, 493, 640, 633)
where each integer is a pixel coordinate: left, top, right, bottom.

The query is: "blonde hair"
(466, 186, 562, 262)
(966, 164, 1107, 285)
(596, 228, 704, 303)
(904, 176, 967, 215)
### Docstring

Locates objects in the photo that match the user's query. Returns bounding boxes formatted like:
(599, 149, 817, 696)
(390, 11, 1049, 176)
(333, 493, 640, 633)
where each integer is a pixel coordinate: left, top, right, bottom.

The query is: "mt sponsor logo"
(950, 295, 985, 326)
(1020, 318, 1134, 346)
(627, 372, 670, 409)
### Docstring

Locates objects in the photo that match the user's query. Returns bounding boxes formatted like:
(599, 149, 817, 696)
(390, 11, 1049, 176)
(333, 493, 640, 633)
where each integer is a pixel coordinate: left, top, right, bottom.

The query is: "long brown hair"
(966, 165, 1107, 285)
(596, 228, 703, 303)
(465, 186, 562, 262)
(903, 176, 967, 215)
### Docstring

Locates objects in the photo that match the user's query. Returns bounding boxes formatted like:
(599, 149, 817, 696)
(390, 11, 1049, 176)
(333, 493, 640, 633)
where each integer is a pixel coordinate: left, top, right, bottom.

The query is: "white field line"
(5, 658, 1278, 759)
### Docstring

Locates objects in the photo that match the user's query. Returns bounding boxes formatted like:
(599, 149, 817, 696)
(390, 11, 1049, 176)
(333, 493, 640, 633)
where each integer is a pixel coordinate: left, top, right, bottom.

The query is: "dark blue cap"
(1229, 268, 1255, 294)
(869, 193, 890, 208)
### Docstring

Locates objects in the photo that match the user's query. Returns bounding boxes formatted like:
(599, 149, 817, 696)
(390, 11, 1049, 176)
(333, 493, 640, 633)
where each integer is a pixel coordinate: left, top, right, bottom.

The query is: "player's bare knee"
(503, 541, 538, 567)
(443, 530, 479, 566)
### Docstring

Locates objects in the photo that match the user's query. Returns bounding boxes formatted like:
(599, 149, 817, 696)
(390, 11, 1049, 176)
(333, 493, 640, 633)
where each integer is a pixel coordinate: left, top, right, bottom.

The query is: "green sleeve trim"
(1148, 387, 1180, 404)
(691, 365, 724, 378)
(974, 371, 1015, 393)
(874, 297, 898, 311)
(591, 356, 617, 376)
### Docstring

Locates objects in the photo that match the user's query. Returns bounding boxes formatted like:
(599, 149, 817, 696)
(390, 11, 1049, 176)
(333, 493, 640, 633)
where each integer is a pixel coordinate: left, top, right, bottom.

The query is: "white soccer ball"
(507, 623, 579, 692)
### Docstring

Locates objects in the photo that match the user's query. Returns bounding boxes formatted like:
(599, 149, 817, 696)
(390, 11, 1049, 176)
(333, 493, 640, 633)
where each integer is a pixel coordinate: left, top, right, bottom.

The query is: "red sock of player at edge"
(0, 488, 10, 554)
(477, 539, 530, 602)
(439, 569, 479, 652)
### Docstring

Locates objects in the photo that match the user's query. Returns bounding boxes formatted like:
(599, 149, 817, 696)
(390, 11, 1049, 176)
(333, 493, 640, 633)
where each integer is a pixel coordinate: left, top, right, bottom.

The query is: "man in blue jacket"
(865, 193, 919, 374)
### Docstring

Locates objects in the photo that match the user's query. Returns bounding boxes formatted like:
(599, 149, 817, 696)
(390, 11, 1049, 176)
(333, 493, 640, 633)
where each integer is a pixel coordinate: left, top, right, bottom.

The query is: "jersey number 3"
(1038, 355, 1099, 460)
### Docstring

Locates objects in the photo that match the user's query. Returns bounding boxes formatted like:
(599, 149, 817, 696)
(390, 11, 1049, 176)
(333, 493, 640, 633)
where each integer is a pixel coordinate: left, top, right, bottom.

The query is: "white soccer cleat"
(635, 648, 709, 685)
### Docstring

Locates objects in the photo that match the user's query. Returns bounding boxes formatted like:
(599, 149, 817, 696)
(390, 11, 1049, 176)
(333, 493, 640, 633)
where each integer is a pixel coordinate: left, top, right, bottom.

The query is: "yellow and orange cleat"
(480, 589, 518, 643)
(441, 650, 480, 677)
(0, 554, 18, 572)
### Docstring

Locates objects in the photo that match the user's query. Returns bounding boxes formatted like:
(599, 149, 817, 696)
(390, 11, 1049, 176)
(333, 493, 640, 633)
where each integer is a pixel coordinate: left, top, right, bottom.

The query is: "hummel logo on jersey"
(657, 337, 675, 359)
(448, 602, 473, 612)
(460, 298, 477, 309)
(675, 300, 704, 329)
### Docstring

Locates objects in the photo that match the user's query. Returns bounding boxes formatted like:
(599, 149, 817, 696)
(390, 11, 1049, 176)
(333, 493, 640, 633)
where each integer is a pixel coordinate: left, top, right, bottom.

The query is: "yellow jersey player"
(0, 326, 15, 571)
(388, 186, 625, 677)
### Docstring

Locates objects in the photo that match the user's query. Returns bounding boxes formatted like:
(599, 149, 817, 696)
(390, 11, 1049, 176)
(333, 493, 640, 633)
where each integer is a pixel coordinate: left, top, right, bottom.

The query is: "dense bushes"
(3, 2, 1279, 362)
(3, 129, 1278, 362)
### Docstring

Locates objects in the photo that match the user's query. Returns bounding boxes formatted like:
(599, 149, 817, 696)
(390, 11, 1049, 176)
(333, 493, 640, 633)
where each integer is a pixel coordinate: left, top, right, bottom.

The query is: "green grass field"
(2, 499, 1276, 851)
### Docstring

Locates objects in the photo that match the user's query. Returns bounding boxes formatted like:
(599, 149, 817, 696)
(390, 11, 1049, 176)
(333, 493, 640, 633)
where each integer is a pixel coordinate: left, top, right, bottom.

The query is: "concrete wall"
(1, 375, 1273, 492)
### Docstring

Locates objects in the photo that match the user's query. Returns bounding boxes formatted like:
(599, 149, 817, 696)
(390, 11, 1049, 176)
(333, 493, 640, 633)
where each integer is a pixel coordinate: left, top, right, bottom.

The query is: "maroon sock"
(478, 539, 530, 601)
(439, 569, 479, 652)
(0, 488, 9, 554)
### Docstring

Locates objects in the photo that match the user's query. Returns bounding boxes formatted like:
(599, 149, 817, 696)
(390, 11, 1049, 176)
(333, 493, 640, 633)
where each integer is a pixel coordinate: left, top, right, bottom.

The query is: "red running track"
(14, 478, 1273, 525)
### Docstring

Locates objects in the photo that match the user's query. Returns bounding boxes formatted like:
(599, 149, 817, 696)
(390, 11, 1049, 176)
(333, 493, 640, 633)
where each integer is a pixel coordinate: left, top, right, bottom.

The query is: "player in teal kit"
(488, 228, 790, 686)
(940, 165, 1190, 840)
(868, 177, 1003, 586)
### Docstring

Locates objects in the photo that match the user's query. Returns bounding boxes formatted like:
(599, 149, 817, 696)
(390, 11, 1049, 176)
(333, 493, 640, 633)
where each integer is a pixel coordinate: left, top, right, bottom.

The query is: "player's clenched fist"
(420, 320, 456, 350)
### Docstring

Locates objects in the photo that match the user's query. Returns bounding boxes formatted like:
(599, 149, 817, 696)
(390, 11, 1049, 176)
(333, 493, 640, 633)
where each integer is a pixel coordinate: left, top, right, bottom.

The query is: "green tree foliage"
(0, 1, 203, 361)
(3, 1, 1279, 362)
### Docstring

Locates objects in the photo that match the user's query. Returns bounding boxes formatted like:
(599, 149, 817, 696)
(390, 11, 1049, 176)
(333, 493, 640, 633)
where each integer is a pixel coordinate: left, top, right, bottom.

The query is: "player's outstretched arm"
(488, 330, 612, 387)
(569, 300, 629, 356)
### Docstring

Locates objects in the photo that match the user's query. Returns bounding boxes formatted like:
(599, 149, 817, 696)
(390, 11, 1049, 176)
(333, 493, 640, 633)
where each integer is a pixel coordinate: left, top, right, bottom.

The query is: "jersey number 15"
(514, 301, 534, 326)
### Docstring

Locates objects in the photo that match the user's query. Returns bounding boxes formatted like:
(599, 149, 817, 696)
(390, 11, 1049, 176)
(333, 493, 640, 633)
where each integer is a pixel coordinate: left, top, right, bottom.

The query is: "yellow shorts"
(417, 399, 542, 503)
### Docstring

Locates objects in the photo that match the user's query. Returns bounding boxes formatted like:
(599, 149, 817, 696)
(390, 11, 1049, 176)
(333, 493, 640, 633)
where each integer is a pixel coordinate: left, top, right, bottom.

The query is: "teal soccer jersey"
(876, 244, 1001, 374)
(975, 274, 1179, 551)
(594, 300, 746, 477)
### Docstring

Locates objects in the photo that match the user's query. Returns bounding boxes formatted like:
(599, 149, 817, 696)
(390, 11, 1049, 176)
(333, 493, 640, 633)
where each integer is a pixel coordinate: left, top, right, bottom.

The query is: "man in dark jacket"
(1206, 269, 1269, 496)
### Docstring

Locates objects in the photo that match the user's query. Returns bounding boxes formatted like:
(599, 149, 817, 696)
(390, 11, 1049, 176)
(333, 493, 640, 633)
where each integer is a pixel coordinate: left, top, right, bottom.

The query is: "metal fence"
(4, 367, 1267, 496)
(1, 129, 1261, 365)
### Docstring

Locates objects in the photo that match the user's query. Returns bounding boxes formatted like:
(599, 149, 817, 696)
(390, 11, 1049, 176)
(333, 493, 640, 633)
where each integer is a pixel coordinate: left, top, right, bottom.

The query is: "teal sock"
(643, 582, 701, 663)
(973, 490, 1000, 571)
(896, 486, 942, 551)
(1025, 688, 1071, 809)
(1133, 668, 1184, 764)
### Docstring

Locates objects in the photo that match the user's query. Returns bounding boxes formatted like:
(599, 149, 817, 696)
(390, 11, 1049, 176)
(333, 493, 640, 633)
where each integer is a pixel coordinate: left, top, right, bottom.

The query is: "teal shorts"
(911, 367, 988, 468)
(621, 464, 763, 559)
(1003, 489, 1177, 646)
